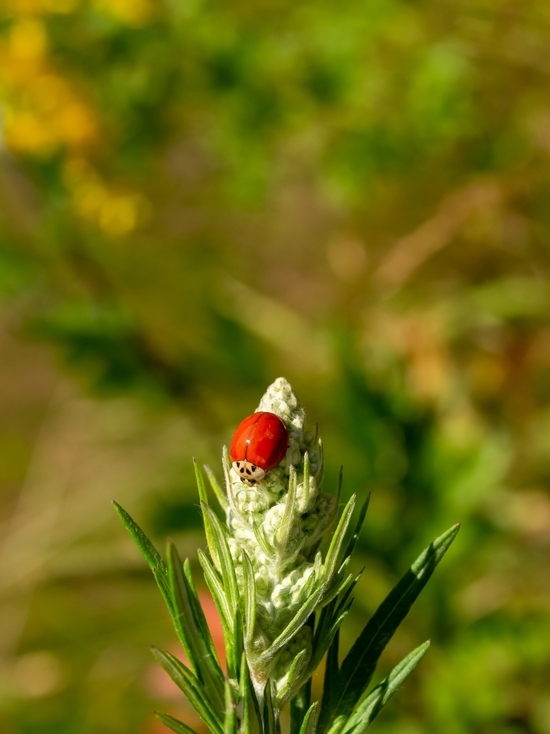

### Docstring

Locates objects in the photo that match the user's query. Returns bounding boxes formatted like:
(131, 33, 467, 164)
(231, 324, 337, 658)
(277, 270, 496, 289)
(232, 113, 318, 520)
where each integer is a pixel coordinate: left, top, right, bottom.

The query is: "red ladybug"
(230, 411, 289, 485)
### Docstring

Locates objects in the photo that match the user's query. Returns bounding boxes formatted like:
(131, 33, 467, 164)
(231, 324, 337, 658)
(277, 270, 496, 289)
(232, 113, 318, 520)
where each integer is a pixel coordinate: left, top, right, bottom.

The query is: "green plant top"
(115, 378, 459, 734)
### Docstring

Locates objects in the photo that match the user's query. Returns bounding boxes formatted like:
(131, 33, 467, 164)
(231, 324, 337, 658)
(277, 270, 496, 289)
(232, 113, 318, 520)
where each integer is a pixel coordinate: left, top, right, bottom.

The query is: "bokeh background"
(1, 0, 550, 732)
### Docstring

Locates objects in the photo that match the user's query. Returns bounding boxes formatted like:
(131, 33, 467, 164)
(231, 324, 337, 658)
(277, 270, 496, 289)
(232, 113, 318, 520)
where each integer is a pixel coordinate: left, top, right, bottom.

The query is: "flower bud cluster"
(224, 378, 337, 697)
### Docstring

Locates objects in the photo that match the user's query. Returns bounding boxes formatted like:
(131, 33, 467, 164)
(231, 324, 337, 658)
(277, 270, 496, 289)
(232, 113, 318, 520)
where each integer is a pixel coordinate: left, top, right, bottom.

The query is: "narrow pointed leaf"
(317, 437, 325, 487)
(319, 524, 459, 733)
(311, 599, 337, 671)
(198, 549, 233, 633)
(244, 656, 264, 734)
(342, 493, 370, 562)
(194, 458, 208, 504)
(239, 653, 255, 734)
(258, 587, 324, 665)
(198, 549, 242, 680)
(298, 451, 311, 512)
(319, 567, 354, 611)
(152, 648, 223, 734)
(202, 504, 240, 612)
(274, 648, 308, 707)
(113, 502, 171, 608)
(195, 461, 221, 568)
(182, 559, 223, 678)
(241, 551, 257, 647)
(224, 678, 237, 734)
(225, 463, 246, 522)
(341, 641, 431, 734)
(222, 446, 234, 498)
(323, 495, 356, 582)
(155, 712, 199, 734)
(252, 523, 274, 558)
(204, 463, 229, 511)
(298, 702, 318, 734)
(226, 605, 243, 680)
(334, 571, 362, 617)
(309, 599, 352, 679)
(320, 628, 340, 717)
(263, 682, 277, 734)
(277, 466, 298, 549)
(290, 680, 312, 734)
(167, 542, 225, 708)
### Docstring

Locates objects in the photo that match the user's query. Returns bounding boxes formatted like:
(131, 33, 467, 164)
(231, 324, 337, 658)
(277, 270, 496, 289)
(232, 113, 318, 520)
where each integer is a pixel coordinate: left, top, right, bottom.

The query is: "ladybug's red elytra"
(230, 411, 289, 486)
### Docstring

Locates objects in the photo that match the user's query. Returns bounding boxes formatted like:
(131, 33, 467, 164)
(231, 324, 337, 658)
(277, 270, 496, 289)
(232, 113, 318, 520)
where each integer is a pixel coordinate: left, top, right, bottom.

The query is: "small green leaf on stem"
(341, 641, 431, 734)
(323, 495, 356, 582)
(298, 702, 319, 734)
(319, 523, 460, 734)
(167, 542, 225, 709)
(204, 463, 229, 511)
(113, 502, 172, 609)
(155, 712, 200, 734)
(152, 648, 223, 734)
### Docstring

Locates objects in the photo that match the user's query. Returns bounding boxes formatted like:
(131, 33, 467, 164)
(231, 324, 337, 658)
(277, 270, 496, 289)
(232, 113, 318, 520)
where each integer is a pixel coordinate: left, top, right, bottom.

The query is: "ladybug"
(230, 411, 289, 486)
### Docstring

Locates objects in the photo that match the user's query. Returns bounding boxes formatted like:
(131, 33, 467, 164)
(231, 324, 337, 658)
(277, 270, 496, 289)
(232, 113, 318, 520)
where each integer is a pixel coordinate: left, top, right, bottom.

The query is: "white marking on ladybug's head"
(232, 460, 266, 486)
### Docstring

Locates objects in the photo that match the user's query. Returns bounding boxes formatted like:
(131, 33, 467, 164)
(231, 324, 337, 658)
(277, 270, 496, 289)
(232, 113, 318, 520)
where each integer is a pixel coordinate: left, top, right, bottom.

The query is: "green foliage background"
(1, 0, 550, 732)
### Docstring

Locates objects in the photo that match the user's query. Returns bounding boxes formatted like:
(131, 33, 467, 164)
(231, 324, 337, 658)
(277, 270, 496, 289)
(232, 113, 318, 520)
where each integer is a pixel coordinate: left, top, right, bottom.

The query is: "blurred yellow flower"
(99, 195, 140, 237)
(43, 0, 80, 13)
(93, 0, 154, 26)
(56, 101, 97, 147)
(0, 22, 98, 154)
(3, 0, 79, 13)
(66, 161, 149, 237)
(3, 109, 55, 154)
(7, 17, 47, 62)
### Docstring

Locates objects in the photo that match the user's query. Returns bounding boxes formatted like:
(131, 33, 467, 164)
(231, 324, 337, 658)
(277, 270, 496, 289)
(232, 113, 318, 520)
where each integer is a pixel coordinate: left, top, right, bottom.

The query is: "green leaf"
(290, 680, 312, 734)
(320, 627, 340, 718)
(298, 451, 312, 511)
(342, 493, 370, 561)
(241, 652, 262, 734)
(241, 551, 257, 648)
(198, 548, 242, 679)
(239, 653, 253, 734)
(274, 648, 308, 707)
(155, 712, 199, 734)
(227, 604, 244, 680)
(310, 590, 354, 680)
(252, 522, 274, 558)
(202, 504, 240, 612)
(257, 586, 324, 666)
(204, 463, 229, 512)
(317, 437, 325, 487)
(277, 466, 298, 551)
(167, 542, 225, 710)
(318, 566, 354, 611)
(323, 494, 356, 582)
(298, 702, 318, 734)
(263, 681, 277, 734)
(183, 559, 222, 675)
(198, 549, 233, 633)
(333, 571, 362, 617)
(113, 502, 172, 611)
(222, 446, 234, 498)
(152, 648, 223, 734)
(341, 641, 431, 734)
(224, 677, 237, 734)
(319, 524, 459, 734)
(310, 600, 338, 674)
(195, 462, 222, 569)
